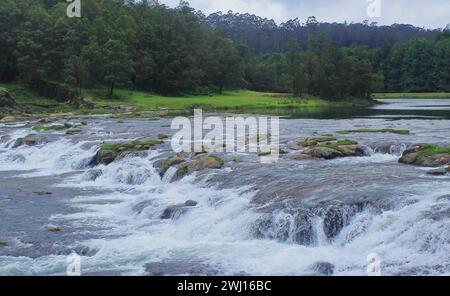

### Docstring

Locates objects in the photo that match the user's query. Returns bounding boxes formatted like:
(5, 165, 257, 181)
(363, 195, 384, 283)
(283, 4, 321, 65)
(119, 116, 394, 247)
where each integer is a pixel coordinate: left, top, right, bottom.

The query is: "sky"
(161, 0, 450, 29)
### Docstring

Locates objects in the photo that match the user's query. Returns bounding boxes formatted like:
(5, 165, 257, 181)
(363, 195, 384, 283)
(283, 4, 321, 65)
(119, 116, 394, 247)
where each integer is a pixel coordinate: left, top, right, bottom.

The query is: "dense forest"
(0, 0, 244, 96)
(202, 11, 443, 54)
(0, 0, 449, 102)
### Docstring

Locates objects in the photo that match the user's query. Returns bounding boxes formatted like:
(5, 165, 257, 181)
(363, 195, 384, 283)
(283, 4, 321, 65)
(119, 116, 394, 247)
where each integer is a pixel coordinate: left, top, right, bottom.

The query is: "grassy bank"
(1, 82, 376, 118)
(89, 89, 374, 112)
(374, 92, 450, 99)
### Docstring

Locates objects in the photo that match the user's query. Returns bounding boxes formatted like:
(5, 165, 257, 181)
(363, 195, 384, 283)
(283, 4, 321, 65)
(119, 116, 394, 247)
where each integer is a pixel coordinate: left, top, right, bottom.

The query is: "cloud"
(161, 0, 449, 28)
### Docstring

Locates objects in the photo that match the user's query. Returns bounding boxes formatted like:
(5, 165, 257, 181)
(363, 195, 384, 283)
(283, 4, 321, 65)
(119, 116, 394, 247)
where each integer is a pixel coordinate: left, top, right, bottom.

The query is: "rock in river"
(399, 144, 450, 167)
(13, 134, 48, 148)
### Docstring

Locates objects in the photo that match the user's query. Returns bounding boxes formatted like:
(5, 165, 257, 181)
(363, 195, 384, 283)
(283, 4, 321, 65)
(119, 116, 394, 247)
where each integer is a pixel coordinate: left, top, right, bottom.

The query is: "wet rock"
(47, 225, 62, 232)
(0, 135, 11, 143)
(185, 200, 198, 207)
(85, 169, 103, 181)
(290, 153, 313, 160)
(161, 200, 198, 219)
(426, 168, 447, 176)
(157, 133, 169, 140)
(13, 134, 48, 148)
(312, 262, 335, 276)
(33, 191, 53, 196)
(303, 147, 344, 160)
(252, 210, 317, 246)
(0, 240, 8, 247)
(90, 140, 163, 166)
(399, 144, 450, 167)
(161, 205, 189, 220)
(338, 145, 365, 157)
(90, 150, 116, 166)
(160, 156, 186, 176)
(175, 156, 225, 179)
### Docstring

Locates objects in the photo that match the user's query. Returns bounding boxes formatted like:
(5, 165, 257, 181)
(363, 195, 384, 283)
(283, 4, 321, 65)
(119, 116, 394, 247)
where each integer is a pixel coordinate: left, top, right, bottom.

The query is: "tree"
(64, 55, 88, 97)
(102, 39, 134, 97)
(205, 37, 244, 93)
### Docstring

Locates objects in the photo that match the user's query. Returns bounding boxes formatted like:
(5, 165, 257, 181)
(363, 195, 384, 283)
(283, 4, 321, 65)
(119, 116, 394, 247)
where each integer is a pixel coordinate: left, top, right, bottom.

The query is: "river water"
(0, 99, 449, 276)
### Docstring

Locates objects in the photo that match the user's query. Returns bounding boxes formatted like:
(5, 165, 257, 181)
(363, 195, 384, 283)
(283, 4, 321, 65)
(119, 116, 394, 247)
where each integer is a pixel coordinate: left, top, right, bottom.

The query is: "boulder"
(399, 144, 450, 167)
(176, 156, 225, 179)
(13, 134, 48, 148)
(90, 140, 163, 166)
(160, 156, 186, 176)
(303, 147, 344, 160)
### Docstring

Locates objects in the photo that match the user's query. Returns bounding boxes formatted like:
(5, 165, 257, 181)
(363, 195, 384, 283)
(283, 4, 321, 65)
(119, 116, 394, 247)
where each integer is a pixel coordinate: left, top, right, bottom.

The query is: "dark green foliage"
(1, 0, 245, 96)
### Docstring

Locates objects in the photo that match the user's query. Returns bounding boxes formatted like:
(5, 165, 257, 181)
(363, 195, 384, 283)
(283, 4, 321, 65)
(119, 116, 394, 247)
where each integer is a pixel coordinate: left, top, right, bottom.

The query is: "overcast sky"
(161, 0, 450, 29)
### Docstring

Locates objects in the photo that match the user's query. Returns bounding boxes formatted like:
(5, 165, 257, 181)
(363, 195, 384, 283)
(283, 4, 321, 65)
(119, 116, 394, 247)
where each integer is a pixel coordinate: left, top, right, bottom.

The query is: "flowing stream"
(0, 99, 449, 276)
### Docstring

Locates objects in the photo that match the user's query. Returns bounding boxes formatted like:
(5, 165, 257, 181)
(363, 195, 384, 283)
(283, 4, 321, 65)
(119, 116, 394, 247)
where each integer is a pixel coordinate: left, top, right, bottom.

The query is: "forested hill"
(201, 12, 443, 54)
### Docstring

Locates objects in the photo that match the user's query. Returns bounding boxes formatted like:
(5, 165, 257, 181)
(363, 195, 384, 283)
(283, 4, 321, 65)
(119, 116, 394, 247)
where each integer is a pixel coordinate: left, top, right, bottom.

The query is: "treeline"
(202, 12, 443, 55)
(0, 0, 244, 96)
(372, 34, 450, 92)
(245, 36, 376, 100)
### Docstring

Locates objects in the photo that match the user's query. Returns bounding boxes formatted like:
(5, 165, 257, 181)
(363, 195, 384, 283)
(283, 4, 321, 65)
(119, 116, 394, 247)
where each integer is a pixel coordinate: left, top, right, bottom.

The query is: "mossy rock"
(175, 156, 225, 179)
(160, 156, 186, 176)
(298, 136, 337, 147)
(157, 133, 169, 140)
(32, 125, 68, 132)
(91, 140, 163, 166)
(336, 139, 358, 145)
(400, 144, 450, 167)
(337, 129, 410, 135)
(13, 134, 48, 148)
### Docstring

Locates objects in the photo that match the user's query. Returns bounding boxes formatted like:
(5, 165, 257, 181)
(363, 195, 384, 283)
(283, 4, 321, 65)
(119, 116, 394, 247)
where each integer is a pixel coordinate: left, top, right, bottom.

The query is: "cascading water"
(0, 115, 449, 276)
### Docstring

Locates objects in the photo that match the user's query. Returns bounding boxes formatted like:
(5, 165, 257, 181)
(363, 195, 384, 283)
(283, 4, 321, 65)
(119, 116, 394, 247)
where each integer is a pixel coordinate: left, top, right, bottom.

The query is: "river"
(0, 98, 449, 276)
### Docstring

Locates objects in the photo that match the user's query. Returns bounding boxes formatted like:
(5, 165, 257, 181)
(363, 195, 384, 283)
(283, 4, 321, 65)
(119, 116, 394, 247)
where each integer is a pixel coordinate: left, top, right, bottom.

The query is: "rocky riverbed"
(0, 100, 450, 276)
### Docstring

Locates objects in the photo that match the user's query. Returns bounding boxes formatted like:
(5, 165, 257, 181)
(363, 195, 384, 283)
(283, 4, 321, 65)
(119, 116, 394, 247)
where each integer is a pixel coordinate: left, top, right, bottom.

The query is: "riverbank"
(374, 92, 450, 99)
(1, 83, 377, 120)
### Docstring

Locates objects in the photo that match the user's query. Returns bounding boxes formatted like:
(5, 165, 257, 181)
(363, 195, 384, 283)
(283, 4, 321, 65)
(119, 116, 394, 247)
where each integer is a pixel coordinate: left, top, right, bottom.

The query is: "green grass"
(336, 129, 410, 135)
(1, 82, 376, 116)
(88, 89, 332, 111)
(0, 82, 72, 114)
(374, 92, 450, 99)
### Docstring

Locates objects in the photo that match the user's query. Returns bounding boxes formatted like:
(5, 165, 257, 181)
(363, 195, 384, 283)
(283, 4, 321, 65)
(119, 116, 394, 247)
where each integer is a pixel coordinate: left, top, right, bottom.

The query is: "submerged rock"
(161, 201, 197, 220)
(0, 240, 8, 247)
(426, 168, 447, 176)
(290, 152, 313, 160)
(0, 135, 11, 143)
(312, 262, 335, 276)
(47, 225, 62, 232)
